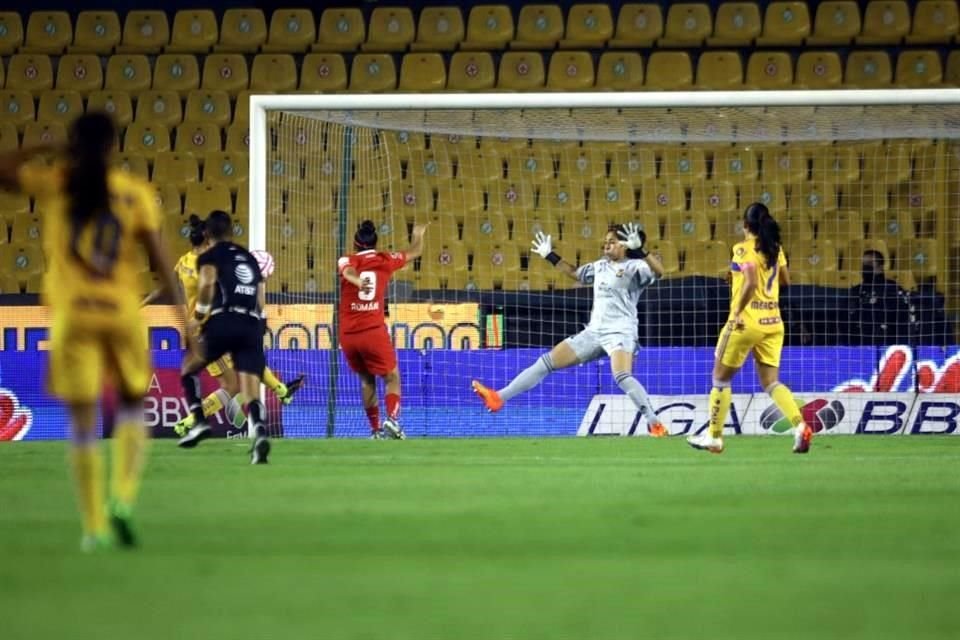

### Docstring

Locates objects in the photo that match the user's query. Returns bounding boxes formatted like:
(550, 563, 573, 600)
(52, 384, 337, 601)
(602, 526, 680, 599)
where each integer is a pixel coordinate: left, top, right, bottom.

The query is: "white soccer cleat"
(686, 432, 724, 454)
(382, 418, 406, 440)
(793, 423, 813, 454)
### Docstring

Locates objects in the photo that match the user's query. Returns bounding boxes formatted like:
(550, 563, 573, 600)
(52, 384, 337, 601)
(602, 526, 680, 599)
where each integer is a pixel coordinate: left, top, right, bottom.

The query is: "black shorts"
(201, 314, 265, 376)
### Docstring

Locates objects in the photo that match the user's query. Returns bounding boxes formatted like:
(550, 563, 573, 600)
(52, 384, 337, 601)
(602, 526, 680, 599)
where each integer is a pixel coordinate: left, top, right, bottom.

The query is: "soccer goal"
(248, 90, 960, 438)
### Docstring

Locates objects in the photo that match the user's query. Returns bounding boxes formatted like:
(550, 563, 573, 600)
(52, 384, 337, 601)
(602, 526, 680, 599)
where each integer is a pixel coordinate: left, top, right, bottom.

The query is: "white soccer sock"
(498, 354, 555, 402)
(615, 372, 658, 424)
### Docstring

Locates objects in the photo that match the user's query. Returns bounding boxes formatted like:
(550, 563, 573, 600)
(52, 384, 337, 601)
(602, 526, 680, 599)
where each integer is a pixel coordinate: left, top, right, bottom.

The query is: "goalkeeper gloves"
(617, 223, 648, 258)
(531, 231, 562, 266)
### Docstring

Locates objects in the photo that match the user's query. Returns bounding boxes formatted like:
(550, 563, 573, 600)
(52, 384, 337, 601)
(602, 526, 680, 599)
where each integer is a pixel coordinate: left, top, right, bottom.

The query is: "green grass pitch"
(1, 437, 959, 640)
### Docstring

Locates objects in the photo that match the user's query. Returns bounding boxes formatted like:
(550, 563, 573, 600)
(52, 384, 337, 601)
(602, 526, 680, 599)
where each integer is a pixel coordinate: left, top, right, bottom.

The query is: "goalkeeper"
(472, 223, 668, 437)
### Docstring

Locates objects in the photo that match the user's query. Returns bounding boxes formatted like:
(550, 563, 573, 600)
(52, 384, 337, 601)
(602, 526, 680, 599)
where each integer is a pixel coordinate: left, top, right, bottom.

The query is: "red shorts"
(340, 327, 397, 376)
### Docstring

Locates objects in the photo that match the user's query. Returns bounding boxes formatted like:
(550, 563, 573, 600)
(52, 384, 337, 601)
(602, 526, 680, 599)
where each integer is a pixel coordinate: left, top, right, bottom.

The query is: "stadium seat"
(493, 182, 537, 221)
(135, 90, 183, 128)
(437, 181, 487, 222)
(712, 148, 758, 184)
(55, 54, 103, 93)
(596, 52, 644, 90)
(203, 151, 248, 192)
(201, 54, 248, 94)
(454, 150, 503, 183)
(547, 51, 595, 90)
(498, 52, 546, 90)
(0, 91, 36, 131)
(153, 53, 200, 97)
(868, 210, 916, 246)
(399, 54, 447, 91)
(0, 192, 30, 224)
(658, 3, 712, 48)
(175, 122, 222, 155)
(830, 209, 866, 241)
(463, 5, 515, 50)
(111, 153, 149, 180)
(473, 244, 522, 286)
(795, 51, 843, 88)
(105, 54, 152, 94)
(692, 182, 737, 224)
(119, 11, 169, 54)
(695, 51, 744, 90)
(230, 90, 255, 125)
(349, 54, 397, 92)
(742, 182, 787, 214)
(37, 90, 83, 125)
(23, 11, 71, 54)
(363, 7, 415, 52)
(250, 55, 298, 92)
(670, 211, 712, 252)
(708, 2, 761, 46)
(647, 240, 680, 275)
(589, 180, 634, 218)
(715, 211, 748, 246)
(447, 52, 497, 90)
(807, 1, 861, 45)
(152, 152, 199, 192)
(906, 1, 959, 44)
(217, 9, 267, 53)
(540, 183, 587, 219)
(946, 51, 960, 84)
(900, 238, 939, 279)
(123, 122, 170, 159)
(610, 4, 664, 48)
(812, 146, 860, 184)
(857, 1, 911, 45)
(684, 240, 730, 277)
(895, 50, 943, 87)
(407, 149, 454, 184)
(184, 182, 232, 219)
(560, 4, 614, 48)
(22, 121, 65, 148)
(507, 148, 554, 184)
(71, 11, 121, 54)
(167, 10, 217, 53)
(863, 141, 913, 185)
(645, 51, 693, 89)
(756, 2, 811, 46)
(1, 242, 45, 283)
(641, 180, 685, 222)
(558, 149, 605, 182)
(789, 239, 838, 272)
(0, 13, 24, 55)
(759, 147, 806, 184)
(87, 91, 133, 128)
(313, 8, 365, 52)
(299, 52, 350, 90)
(511, 4, 564, 50)
(609, 147, 656, 183)
(844, 239, 889, 271)
(183, 90, 231, 128)
(6, 54, 54, 93)
(662, 147, 706, 182)
(845, 51, 893, 88)
(262, 9, 316, 53)
(746, 52, 794, 89)
(512, 211, 560, 244)
(795, 184, 838, 225)
(411, 7, 464, 52)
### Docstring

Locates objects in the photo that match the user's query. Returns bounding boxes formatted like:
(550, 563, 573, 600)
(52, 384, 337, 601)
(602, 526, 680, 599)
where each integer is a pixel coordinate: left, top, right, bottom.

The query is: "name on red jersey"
(351, 302, 380, 312)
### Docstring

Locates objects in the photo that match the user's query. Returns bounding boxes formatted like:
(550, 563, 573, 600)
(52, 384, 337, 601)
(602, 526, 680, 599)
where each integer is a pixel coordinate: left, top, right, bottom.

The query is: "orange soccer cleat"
(471, 380, 504, 413)
(648, 421, 668, 438)
(793, 422, 814, 454)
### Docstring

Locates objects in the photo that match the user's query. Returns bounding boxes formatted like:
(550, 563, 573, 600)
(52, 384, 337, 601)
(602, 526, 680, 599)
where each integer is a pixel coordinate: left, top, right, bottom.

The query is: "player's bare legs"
(358, 372, 383, 439)
(688, 360, 738, 454)
(472, 341, 579, 412)
(381, 367, 405, 440)
(178, 352, 215, 448)
(238, 372, 270, 464)
(173, 363, 240, 436)
(68, 403, 110, 552)
(108, 395, 149, 548)
(609, 350, 666, 437)
(756, 362, 812, 454)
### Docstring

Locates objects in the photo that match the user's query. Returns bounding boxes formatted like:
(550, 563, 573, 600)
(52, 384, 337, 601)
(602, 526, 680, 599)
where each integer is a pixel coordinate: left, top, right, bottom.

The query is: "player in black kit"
(176, 211, 271, 464)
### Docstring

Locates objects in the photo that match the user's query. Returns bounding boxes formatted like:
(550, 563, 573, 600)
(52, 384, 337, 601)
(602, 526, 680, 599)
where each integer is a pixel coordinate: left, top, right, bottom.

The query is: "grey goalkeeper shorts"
(564, 329, 637, 363)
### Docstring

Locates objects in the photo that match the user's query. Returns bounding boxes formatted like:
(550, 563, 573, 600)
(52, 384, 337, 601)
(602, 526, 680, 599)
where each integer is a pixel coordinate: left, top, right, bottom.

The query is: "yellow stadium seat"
(857, 1, 911, 44)
(596, 51, 644, 90)
(788, 239, 838, 272)
(447, 52, 497, 90)
(1, 242, 46, 283)
(407, 149, 454, 184)
(670, 211, 712, 253)
(609, 147, 656, 183)
(895, 50, 943, 87)
(474, 243, 522, 283)
(692, 181, 737, 224)
(498, 52, 546, 90)
(436, 181, 486, 221)
(610, 4, 663, 48)
(111, 153, 149, 180)
(216, 9, 266, 53)
(71, 11, 121, 54)
(394, 180, 434, 221)
(250, 54, 298, 92)
(363, 7, 415, 52)
(513, 212, 561, 244)
(203, 151, 248, 192)
(829, 209, 866, 241)
(868, 210, 916, 246)
(507, 148, 554, 183)
(201, 54, 248, 94)
(87, 91, 132, 128)
(645, 51, 693, 89)
(558, 148, 605, 182)
(8, 213, 40, 245)
(760, 147, 806, 184)
(589, 180, 634, 218)
(547, 51, 595, 90)
(863, 141, 913, 185)
(756, 2, 811, 46)
(641, 180, 685, 223)
(123, 122, 170, 159)
(906, 1, 959, 44)
(0, 192, 30, 224)
(152, 152, 199, 192)
(455, 151, 503, 183)
(647, 240, 680, 275)
(55, 54, 103, 92)
(708, 2, 761, 46)
(539, 183, 587, 219)
(175, 122, 222, 155)
(899, 239, 939, 279)
(6, 54, 54, 93)
(659, 3, 712, 48)
(715, 211, 748, 246)
(184, 90, 232, 128)
(742, 182, 787, 214)
(512, 4, 564, 49)
(811, 146, 860, 184)
(566, 214, 609, 254)
(37, 90, 83, 125)
(712, 148, 758, 184)
(695, 51, 744, 89)
(119, 11, 169, 54)
(807, 1, 861, 45)
(422, 238, 469, 273)
(167, 10, 217, 53)
(685, 240, 730, 277)
(560, 4, 614, 48)
(399, 53, 447, 91)
(105, 54, 152, 94)
(845, 50, 893, 88)
(184, 182, 232, 218)
(662, 147, 706, 182)
(349, 54, 397, 92)
(947, 50, 960, 84)
(135, 90, 183, 128)
(795, 51, 843, 88)
(154, 183, 183, 218)
(746, 52, 794, 89)
(463, 5, 515, 50)
(795, 184, 838, 225)
(313, 9, 365, 52)
(262, 9, 316, 53)
(0, 91, 36, 131)
(298, 54, 347, 93)
(22, 121, 66, 148)
(843, 239, 889, 271)
(0, 12, 24, 55)
(23, 11, 71, 54)
(494, 182, 537, 220)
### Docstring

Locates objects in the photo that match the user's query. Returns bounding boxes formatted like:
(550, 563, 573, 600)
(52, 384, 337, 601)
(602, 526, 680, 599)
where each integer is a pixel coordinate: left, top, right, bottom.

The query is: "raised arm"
(617, 223, 663, 278)
(402, 222, 430, 261)
(531, 231, 579, 281)
(0, 144, 59, 191)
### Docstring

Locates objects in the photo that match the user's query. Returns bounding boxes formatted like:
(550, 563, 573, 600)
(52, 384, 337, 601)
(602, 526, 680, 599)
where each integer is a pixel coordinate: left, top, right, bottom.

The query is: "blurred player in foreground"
(176, 211, 271, 464)
(687, 202, 813, 454)
(472, 223, 668, 437)
(338, 220, 428, 439)
(0, 112, 194, 550)
(143, 214, 304, 437)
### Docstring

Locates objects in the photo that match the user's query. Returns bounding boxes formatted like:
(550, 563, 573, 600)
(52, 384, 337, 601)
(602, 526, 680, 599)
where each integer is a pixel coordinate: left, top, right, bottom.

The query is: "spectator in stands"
(849, 250, 910, 346)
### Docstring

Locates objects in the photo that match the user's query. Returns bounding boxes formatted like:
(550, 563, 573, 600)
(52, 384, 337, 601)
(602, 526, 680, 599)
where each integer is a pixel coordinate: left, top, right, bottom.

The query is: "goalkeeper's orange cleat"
(471, 380, 504, 413)
(648, 421, 668, 438)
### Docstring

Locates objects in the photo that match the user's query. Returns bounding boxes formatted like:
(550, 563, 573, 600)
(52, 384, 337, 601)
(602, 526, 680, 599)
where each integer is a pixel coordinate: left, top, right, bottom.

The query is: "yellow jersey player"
(0, 113, 196, 551)
(687, 202, 813, 455)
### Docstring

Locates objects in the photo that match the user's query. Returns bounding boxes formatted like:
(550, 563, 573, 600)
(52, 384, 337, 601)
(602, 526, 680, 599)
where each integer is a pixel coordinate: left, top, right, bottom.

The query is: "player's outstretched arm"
(402, 222, 430, 260)
(617, 223, 664, 278)
(531, 231, 578, 281)
(0, 144, 59, 190)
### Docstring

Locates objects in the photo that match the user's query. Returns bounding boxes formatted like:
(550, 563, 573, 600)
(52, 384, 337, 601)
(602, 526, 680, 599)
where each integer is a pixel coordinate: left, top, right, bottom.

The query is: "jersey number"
(71, 212, 122, 278)
(358, 271, 377, 301)
(765, 263, 779, 294)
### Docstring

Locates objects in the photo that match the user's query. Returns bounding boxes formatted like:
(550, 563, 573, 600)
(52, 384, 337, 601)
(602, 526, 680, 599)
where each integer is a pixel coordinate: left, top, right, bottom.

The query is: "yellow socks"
(110, 407, 148, 513)
(708, 385, 732, 438)
(70, 437, 107, 538)
(263, 367, 287, 398)
(767, 382, 803, 428)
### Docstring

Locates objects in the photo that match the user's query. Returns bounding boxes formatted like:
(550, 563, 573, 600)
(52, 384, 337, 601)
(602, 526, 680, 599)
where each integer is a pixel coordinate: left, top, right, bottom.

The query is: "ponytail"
(66, 113, 114, 229)
(743, 202, 781, 270)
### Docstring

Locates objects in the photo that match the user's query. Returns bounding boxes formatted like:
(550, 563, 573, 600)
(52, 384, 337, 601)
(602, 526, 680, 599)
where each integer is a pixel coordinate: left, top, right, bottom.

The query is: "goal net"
(250, 91, 960, 438)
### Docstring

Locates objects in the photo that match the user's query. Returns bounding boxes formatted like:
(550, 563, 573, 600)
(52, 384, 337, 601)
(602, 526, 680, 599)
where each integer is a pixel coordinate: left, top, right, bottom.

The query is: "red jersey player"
(338, 220, 428, 439)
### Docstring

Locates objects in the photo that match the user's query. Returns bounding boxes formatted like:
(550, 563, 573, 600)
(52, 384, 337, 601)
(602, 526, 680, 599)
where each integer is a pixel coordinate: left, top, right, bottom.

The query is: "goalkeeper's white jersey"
(575, 258, 658, 336)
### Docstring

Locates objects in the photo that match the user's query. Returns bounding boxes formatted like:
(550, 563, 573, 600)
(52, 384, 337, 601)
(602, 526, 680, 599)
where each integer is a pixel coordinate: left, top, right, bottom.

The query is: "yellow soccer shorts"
(205, 354, 234, 377)
(714, 322, 784, 369)
(48, 312, 151, 403)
